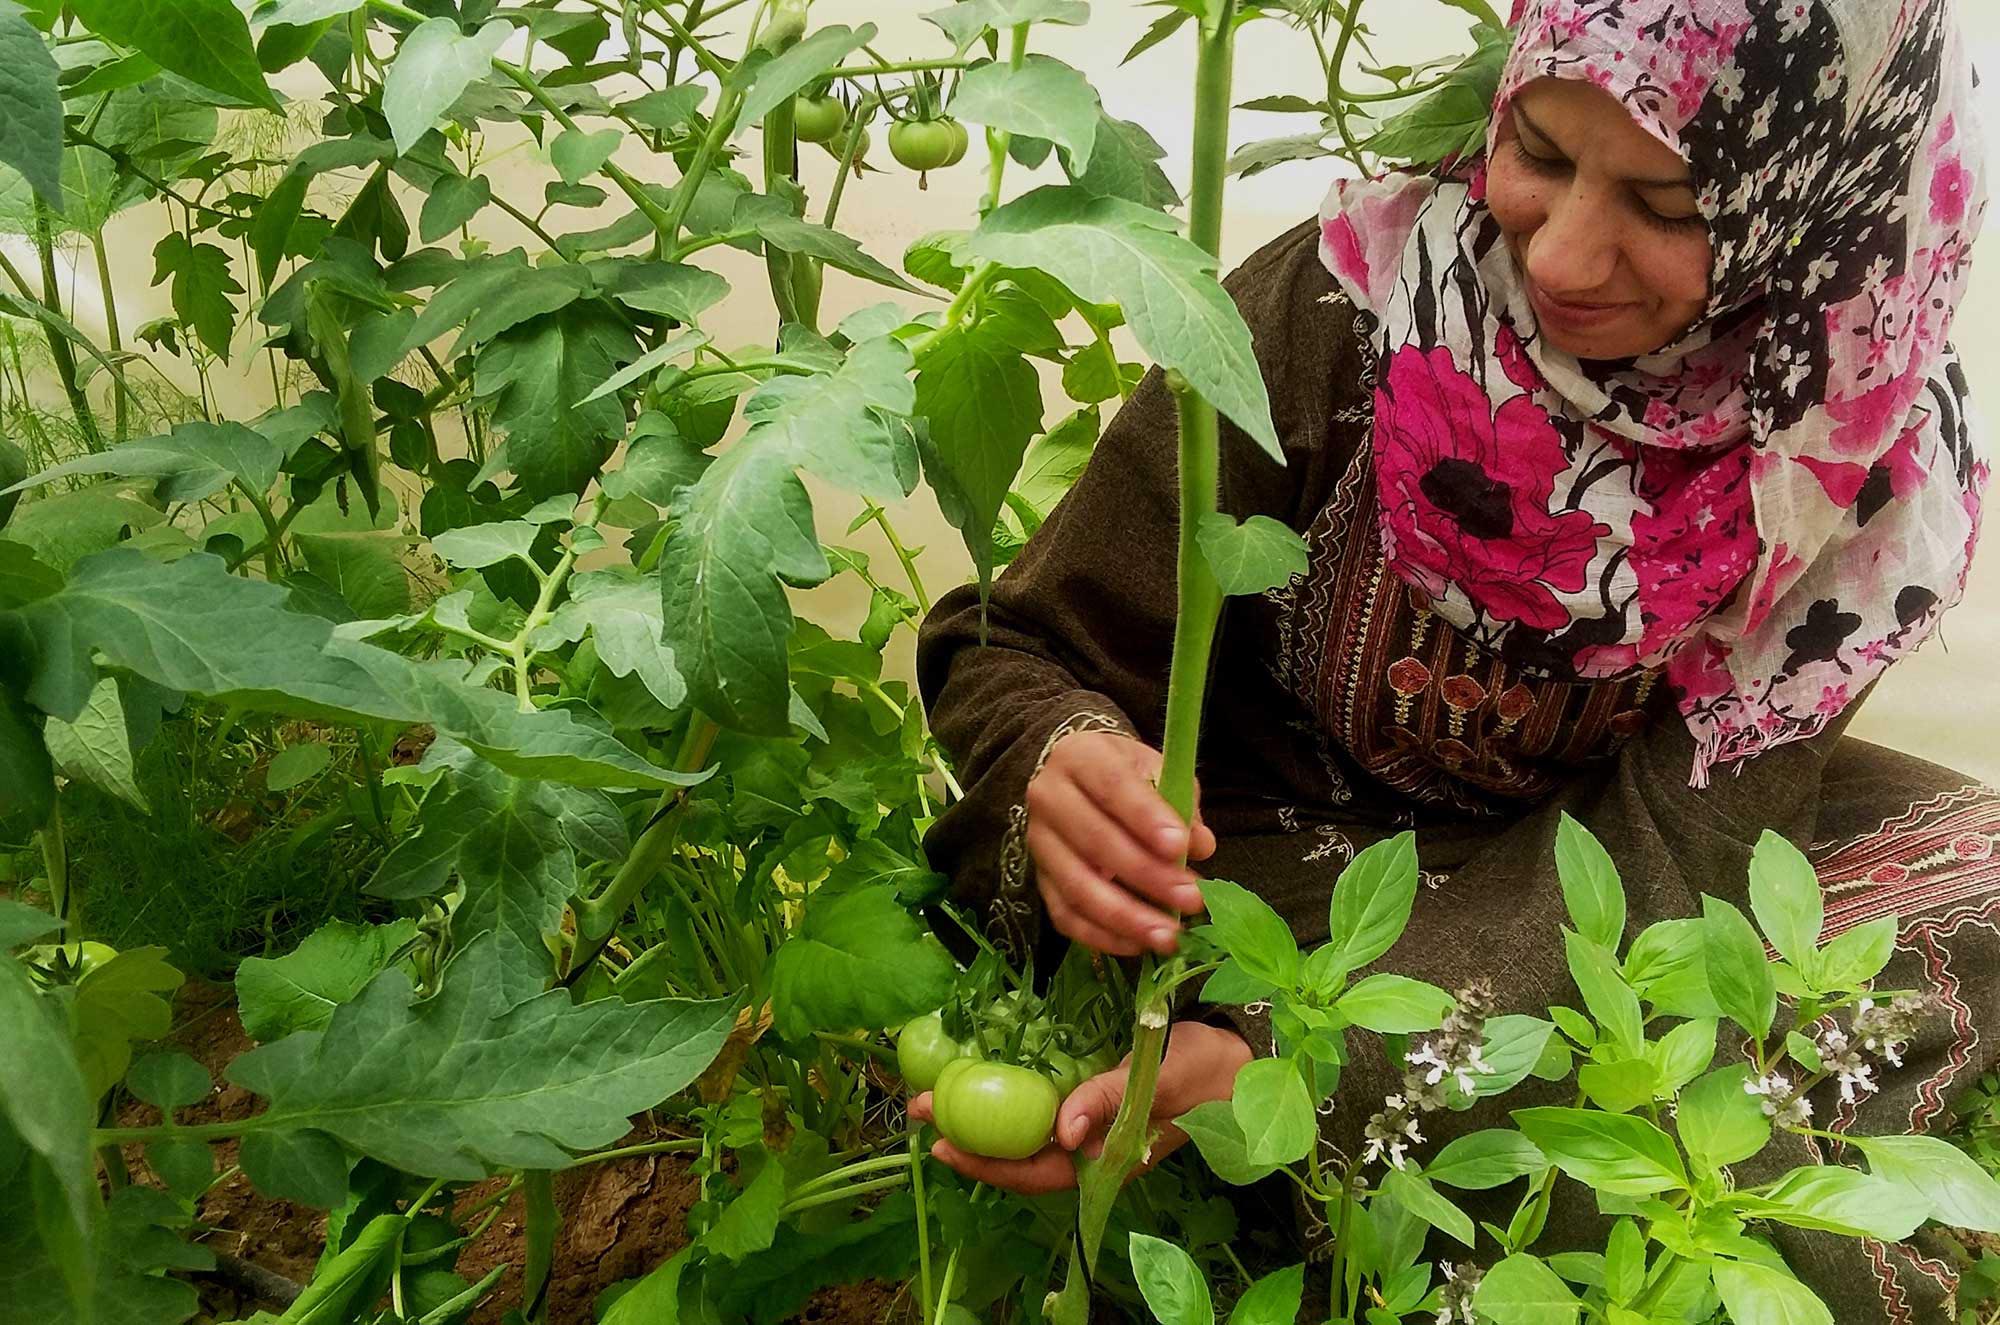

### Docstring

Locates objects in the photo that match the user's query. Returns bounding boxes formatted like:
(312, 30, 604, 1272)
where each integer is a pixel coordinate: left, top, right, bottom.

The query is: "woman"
(913, 0, 1998, 1316)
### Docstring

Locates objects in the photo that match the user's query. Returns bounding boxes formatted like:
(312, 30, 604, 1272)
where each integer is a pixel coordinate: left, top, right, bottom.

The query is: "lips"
(1527, 279, 1636, 334)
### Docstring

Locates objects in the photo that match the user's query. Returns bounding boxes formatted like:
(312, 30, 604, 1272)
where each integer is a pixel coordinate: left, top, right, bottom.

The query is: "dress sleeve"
(915, 218, 1341, 964)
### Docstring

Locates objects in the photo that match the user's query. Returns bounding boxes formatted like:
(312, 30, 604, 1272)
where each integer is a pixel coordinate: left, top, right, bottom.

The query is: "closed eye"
(1510, 140, 1706, 235)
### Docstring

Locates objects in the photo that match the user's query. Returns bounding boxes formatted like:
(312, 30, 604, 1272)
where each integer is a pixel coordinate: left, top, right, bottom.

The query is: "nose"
(1523, 183, 1621, 298)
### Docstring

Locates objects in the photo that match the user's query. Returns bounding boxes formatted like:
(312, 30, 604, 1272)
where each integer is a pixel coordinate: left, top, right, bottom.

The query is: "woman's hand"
(907, 1021, 1252, 1196)
(1026, 730, 1217, 956)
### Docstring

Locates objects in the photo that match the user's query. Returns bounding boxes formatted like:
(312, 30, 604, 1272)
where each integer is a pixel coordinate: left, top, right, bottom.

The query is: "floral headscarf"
(1318, 0, 1989, 785)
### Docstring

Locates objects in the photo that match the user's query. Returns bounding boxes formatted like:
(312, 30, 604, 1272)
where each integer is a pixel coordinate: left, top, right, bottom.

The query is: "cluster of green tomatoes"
(791, 91, 971, 175)
(896, 988, 1119, 1160)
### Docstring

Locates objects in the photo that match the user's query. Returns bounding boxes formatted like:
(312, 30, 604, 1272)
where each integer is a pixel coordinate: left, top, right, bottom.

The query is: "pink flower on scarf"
(1494, 319, 1544, 392)
(1374, 347, 1609, 631)
(1632, 444, 1756, 653)
(1932, 156, 1973, 226)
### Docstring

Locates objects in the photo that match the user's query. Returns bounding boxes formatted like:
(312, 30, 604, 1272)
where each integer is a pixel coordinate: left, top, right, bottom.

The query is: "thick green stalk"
(88, 230, 127, 443)
(761, 94, 806, 329)
(1048, 8, 1237, 1322)
(31, 207, 102, 453)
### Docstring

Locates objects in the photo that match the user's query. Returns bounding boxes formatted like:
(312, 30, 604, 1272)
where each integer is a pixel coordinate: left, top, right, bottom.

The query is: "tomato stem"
(1049, 6, 1239, 1320)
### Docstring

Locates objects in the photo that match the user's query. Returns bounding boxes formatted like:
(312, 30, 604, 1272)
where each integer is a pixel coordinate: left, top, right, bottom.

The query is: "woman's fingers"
(1029, 769, 1202, 912)
(927, 1137, 1078, 1195)
(1030, 822, 1181, 955)
(1057, 1063, 1129, 1152)
(1042, 888, 1145, 957)
(908, 1092, 935, 1124)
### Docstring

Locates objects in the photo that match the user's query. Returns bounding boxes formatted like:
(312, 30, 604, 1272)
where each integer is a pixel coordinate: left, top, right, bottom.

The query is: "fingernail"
(1155, 824, 1186, 852)
(1151, 925, 1176, 949)
(1177, 890, 1204, 913)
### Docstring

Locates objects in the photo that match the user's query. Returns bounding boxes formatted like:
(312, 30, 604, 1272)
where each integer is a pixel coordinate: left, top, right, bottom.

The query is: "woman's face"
(1486, 78, 1714, 361)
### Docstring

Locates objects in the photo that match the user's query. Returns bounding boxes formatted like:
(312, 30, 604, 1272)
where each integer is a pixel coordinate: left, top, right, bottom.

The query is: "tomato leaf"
(370, 744, 628, 998)
(10, 548, 695, 789)
(69, 0, 278, 111)
(235, 918, 421, 1042)
(1195, 513, 1307, 597)
(923, 0, 1091, 56)
(228, 935, 733, 1179)
(970, 186, 1279, 459)
(914, 316, 1045, 586)
(0, 8, 63, 212)
(382, 18, 510, 155)
(769, 885, 956, 1041)
(737, 23, 876, 125)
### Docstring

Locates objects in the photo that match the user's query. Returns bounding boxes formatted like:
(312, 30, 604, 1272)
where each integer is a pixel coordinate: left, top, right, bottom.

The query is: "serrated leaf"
(475, 306, 639, 499)
(734, 193, 921, 294)
(659, 339, 914, 735)
(0, 955, 97, 1273)
(419, 171, 492, 243)
(1065, 111, 1181, 208)
(951, 54, 1100, 174)
(431, 520, 540, 570)
(914, 318, 1044, 584)
(238, 1127, 350, 1208)
(236, 918, 420, 1042)
(70, 946, 182, 1100)
(1195, 512, 1306, 596)
(228, 935, 733, 1179)
(550, 127, 623, 185)
(536, 570, 685, 710)
(369, 746, 626, 997)
(42, 674, 147, 812)
(127, 1052, 210, 1113)
(0, 900, 61, 948)
(70, 0, 278, 111)
(10, 421, 284, 506)
(0, 8, 63, 212)
(705, 1152, 789, 1259)
(737, 23, 876, 125)
(11, 548, 694, 789)
(383, 18, 510, 155)
(769, 886, 955, 1040)
(153, 233, 242, 358)
(922, 0, 1091, 54)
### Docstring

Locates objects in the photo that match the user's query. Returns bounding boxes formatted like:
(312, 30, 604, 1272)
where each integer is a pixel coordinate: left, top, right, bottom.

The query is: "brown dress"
(916, 219, 2000, 1322)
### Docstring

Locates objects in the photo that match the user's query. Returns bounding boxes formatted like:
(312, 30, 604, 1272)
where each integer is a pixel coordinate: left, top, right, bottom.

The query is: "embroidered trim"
(988, 708, 1135, 958)
(1814, 782, 2000, 940)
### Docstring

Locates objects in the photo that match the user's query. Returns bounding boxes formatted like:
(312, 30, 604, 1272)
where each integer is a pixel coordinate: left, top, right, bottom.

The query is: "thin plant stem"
(31, 206, 102, 452)
(911, 1129, 935, 1321)
(88, 229, 127, 443)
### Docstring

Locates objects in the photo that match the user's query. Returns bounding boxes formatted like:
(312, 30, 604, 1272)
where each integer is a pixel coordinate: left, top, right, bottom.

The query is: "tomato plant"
(0, 0, 1519, 1322)
(890, 120, 960, 172)
(897, 1011, 969, 1092)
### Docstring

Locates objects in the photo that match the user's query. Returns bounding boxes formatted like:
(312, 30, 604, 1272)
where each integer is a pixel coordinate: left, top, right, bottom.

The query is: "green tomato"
(889, 119, 958, 172)
(897, 1012, 969, 1093)
(1046, 1045, 1118, 1098)
(941, 118, 970, 167)
(933, 1062, 1061, 1160)
(821, 125, 870, 163)
(792, 94, 847, 145)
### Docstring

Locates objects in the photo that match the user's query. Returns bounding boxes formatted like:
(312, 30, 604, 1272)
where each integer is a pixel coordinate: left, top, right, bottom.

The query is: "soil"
(120, 982, 905, 1324)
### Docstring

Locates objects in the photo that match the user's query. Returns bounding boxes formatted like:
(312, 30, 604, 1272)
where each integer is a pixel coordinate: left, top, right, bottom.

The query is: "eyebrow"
(1513, 104, 1695, 189)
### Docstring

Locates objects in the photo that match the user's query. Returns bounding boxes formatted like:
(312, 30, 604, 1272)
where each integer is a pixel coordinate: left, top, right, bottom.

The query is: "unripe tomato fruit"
(793, 95, 847, 145)
(822, 125, 870, 163)
(941, 118, 970, 166)
(889, 119, 959, 172)
(897, 1012, 968, 1092)
(932, 1062, 1060, 1160)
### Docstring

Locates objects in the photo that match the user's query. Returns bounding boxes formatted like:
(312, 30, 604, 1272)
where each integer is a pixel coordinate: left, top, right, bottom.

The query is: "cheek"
(1629, 232, 1713, 312)
(1483, 154, 1548, 242)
